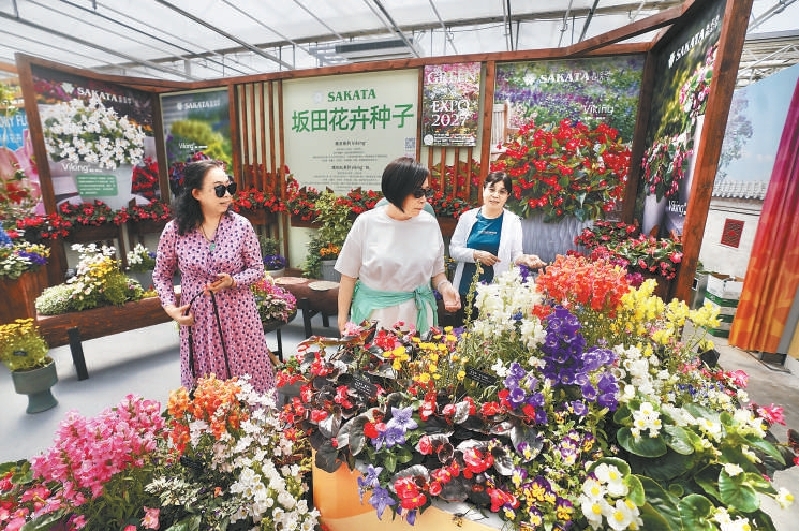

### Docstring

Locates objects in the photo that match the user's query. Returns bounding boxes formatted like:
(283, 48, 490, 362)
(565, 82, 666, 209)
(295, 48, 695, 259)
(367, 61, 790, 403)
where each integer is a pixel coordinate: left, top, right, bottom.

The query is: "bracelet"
(436, 279, 450, 292)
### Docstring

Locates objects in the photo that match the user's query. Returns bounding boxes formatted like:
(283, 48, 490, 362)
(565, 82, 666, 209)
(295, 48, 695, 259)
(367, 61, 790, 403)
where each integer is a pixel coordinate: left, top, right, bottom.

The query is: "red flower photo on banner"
(492, 119, 632, 221)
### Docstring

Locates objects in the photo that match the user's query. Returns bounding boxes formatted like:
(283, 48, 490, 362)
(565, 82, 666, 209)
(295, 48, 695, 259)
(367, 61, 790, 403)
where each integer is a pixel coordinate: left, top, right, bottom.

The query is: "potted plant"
(303, 191, 351, 280)
(0, 318, 57, 413)
(125, 243, 157, 289)
(0, 226, 50, 322)
(259, 235, 287, 278)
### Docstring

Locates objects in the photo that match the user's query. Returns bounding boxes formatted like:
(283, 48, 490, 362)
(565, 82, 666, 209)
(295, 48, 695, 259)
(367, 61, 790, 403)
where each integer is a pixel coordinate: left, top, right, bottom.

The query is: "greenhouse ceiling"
(0, 0, 798, 85)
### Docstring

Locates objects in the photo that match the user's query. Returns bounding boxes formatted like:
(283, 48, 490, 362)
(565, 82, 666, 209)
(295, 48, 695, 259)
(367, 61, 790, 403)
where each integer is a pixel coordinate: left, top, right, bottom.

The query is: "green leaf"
(638, 503, 674, 531)
(637, 475, 680, 531)
(694, 465, 722, 502)
(663, 425, 696, 455)
(719, 470, 760, 513)
(21, 510, 68, 531)
(588, 457, 631, 476)
(678, 494, 717, 531)
(625, 474, 645, 506)
(384, 452, 398, 473)
(617, 427, 667, 457)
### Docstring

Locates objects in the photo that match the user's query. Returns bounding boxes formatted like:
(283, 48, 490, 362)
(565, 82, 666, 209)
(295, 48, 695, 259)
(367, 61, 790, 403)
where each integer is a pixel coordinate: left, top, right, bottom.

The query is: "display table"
(275, 277, 338, 337)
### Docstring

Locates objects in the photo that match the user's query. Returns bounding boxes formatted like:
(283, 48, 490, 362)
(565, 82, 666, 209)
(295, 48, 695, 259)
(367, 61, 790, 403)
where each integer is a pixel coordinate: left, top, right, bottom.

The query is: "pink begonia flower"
(123, 526, 137, 531)
(727, 369, 749, 388)
(142, 506, 160, 529)
(757, 404, 786, 426)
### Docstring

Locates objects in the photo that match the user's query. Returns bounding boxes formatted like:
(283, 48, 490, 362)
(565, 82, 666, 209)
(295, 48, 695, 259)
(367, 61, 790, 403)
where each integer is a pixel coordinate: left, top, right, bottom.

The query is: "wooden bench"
(275, 277, 338, 338)
(36, 296, 171, 381)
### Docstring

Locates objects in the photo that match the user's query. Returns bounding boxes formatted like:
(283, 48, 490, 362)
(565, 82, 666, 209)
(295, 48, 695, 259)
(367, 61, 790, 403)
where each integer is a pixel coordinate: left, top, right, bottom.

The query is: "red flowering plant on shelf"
(284, 176, 322, 222)
(428, 191, 473, 219)
(31, 200, 118, 239)
(429, 159, 482, 205)
(231, 186, 284, 214)
(492, 119, 632, 221)
(340, 187, 383, 215)
(113, 199, 172, 225)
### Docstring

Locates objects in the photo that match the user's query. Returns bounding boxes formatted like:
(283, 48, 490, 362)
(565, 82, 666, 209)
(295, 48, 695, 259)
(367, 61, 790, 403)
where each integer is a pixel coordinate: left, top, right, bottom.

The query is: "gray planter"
(11, 360, 58, 414)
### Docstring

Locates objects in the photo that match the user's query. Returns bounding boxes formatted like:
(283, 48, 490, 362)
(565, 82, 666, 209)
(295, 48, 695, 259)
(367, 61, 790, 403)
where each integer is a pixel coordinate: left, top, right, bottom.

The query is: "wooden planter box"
(36, 296, 172, 380)
(240, 208, 277, 226)
(290, 214, 321, 228)
(0, 268, 49, 323)
(65, 223, 123, 243)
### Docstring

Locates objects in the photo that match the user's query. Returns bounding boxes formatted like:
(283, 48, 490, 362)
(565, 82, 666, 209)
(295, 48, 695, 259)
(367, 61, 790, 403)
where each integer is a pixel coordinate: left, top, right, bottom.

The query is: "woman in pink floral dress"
(152, 160, 275, 393)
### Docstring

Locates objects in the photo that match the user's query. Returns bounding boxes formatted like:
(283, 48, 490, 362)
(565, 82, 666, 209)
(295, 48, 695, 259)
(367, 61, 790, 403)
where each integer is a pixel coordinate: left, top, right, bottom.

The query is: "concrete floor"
(1, 314, 798, 529)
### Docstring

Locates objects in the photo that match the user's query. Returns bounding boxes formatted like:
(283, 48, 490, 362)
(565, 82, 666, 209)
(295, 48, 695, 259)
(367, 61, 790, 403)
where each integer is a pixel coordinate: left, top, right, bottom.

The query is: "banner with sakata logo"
(283, 70, 418, 193)
(160, 88, 232, 198)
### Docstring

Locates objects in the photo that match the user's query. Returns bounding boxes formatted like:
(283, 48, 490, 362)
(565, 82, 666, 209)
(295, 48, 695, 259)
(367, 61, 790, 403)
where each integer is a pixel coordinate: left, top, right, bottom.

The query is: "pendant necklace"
(200, 224, 217, 253)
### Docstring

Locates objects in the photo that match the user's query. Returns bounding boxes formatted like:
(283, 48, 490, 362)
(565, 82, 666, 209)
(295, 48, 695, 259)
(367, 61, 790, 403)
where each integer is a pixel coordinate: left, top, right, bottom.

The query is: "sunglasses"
(213, 182, 237, 197)
(412, 187, 435, 198)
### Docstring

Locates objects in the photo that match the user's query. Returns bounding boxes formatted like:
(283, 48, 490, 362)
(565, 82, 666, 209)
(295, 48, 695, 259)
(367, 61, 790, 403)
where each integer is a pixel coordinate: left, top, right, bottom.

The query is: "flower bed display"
(278, 255, 797, 530)
(0, 377, 318, 530)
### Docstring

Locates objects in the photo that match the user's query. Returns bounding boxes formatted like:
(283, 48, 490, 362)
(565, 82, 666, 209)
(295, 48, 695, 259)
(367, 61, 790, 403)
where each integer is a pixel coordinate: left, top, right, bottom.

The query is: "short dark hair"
(173, 160, 228, 235)
(381, 157, 430, 211)
(484, 171, 512, 194)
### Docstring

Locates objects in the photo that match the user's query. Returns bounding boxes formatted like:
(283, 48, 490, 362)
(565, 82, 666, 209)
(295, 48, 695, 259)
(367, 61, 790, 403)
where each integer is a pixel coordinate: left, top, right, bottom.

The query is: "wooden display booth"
(13, 0, 752, 307)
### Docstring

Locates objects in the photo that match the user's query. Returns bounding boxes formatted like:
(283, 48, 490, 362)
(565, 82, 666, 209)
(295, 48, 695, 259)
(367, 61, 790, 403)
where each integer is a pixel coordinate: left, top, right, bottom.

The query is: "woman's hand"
(206, 273, 236, 294)
(474, 250, 500, 266)
(438, 281, 461, 313)
(165, 303, 194, 326)
(521, 254, 546, 269)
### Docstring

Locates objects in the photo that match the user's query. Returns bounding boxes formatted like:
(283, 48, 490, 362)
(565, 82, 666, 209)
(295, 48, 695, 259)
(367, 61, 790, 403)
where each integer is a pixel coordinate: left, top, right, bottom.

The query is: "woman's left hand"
(206, 273, 236, 294)
(441, 284, 461, 313)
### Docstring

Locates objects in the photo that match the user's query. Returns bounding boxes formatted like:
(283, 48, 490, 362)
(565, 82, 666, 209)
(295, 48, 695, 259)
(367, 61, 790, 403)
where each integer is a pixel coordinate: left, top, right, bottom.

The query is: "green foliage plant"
(303, 191, 353, 278)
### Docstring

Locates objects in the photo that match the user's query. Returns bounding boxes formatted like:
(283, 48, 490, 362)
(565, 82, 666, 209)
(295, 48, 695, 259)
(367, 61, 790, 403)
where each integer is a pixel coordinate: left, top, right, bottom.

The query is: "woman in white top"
(450, 172, 545, 309)
(335, 158, 461, 334)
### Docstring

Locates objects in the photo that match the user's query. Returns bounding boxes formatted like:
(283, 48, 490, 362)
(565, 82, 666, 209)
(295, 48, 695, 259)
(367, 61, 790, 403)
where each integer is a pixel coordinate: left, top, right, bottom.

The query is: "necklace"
(200, 224, 217, 253)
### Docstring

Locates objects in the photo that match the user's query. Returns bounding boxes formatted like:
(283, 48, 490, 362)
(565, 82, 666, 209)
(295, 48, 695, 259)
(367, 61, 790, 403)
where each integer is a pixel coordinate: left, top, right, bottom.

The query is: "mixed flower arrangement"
(277, 255, 797, 530)
(575, 221, 683, 281)
(0, 318, 51, 371)
(0, 226, 49, 279)
(251, 274, 297, 324)
(492, 119, 632, 221)
(35, 244, 145, 314)
(0, 162, 39, 224)
(0, 377, 318, 531)
(42, 96, 146, 170)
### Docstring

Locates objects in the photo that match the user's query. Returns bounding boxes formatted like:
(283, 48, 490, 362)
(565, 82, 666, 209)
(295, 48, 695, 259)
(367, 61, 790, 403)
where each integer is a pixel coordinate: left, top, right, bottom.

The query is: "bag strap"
(187, 291, 231, 382)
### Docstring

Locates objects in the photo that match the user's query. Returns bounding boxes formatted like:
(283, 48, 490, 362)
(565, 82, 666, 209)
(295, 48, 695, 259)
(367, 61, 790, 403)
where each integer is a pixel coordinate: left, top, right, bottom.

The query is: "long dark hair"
(173, 160, 227, 235)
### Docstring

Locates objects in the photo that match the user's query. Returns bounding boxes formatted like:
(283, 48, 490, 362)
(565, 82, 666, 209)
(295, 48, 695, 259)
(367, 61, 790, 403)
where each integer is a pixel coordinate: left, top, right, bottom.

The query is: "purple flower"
(357, 464, 383, 501)
(388, 406, 418, 431)
(369, 485, 396, 519)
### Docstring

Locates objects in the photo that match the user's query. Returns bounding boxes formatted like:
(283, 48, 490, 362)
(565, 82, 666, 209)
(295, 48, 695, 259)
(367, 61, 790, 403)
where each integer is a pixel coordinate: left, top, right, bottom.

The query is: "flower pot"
(266, 267, 285, 279)
(127, 269, 153, 289)
(520, 213, 592, 265)
(10, 360, 59, 414)
(312, 461, 502, 531)
(0, 267, 48, 323)
(320, 260, 341, 282)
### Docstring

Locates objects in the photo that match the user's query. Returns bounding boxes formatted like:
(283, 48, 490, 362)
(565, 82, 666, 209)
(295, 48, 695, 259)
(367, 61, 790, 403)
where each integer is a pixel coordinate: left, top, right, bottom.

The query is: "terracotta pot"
(10, 359, 59, 414)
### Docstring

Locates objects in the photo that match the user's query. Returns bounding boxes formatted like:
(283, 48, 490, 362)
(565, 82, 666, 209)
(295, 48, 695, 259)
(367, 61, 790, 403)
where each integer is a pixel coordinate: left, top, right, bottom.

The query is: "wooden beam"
(675, 0, 756, 303)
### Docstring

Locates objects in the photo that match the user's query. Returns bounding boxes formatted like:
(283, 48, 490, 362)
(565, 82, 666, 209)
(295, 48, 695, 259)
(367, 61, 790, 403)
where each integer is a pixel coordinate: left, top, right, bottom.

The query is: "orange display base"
(312, 462, 503, 531)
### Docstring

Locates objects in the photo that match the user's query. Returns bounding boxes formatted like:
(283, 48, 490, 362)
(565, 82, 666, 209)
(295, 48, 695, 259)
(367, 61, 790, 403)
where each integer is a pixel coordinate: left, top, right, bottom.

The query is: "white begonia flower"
(604, 498, 639, 531)
(593, 463, 628, 498)
(722, 462, 744, 476)
(580, 497, 611, 529)
(776, 487, 795, 508)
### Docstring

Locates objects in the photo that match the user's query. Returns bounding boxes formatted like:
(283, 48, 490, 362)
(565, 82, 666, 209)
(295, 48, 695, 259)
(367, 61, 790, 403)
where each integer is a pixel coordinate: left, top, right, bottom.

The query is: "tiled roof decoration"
(712, 179, 769, 200)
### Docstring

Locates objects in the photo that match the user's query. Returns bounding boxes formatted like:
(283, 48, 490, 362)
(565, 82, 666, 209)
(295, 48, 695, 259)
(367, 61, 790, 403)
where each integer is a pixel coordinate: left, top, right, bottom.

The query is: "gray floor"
(2, 314, 798, 529)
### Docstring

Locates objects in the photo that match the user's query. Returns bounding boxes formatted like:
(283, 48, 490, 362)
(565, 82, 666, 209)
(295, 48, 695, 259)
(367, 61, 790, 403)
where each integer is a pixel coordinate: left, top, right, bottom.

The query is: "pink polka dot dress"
(153, 211, 275, 394)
